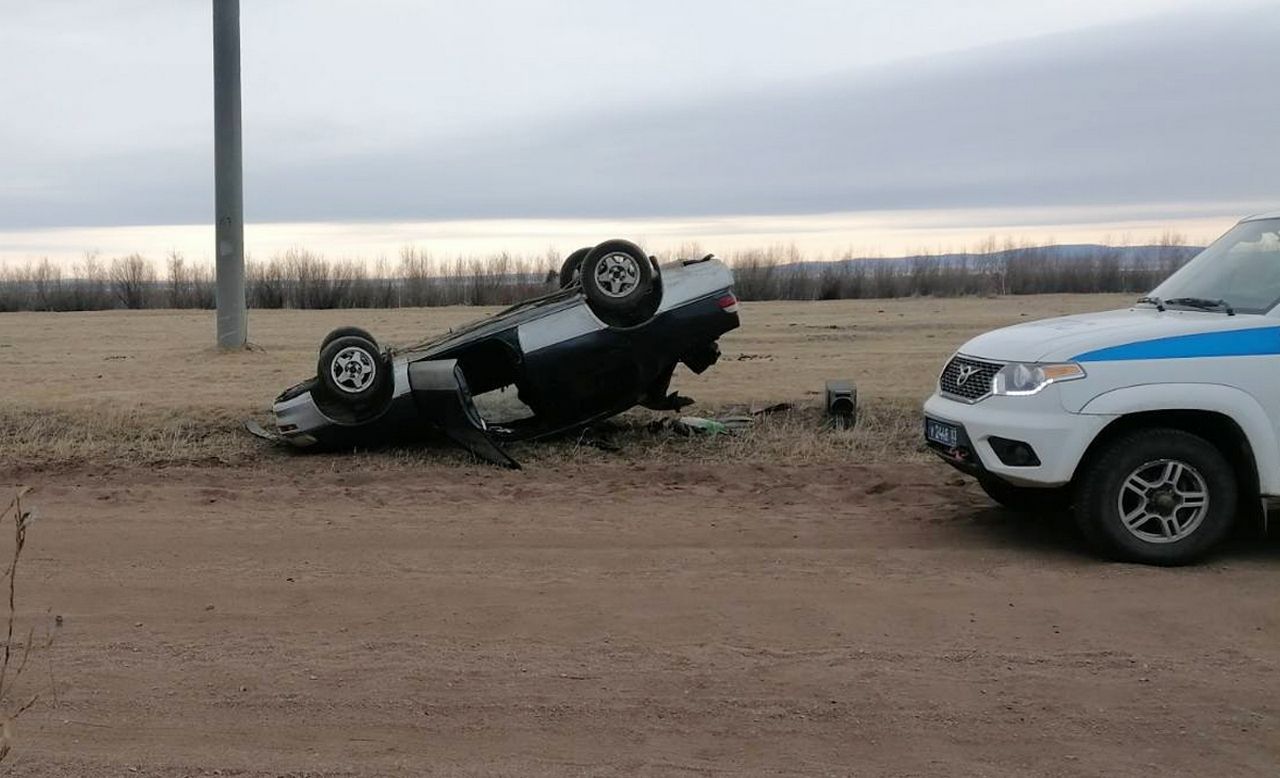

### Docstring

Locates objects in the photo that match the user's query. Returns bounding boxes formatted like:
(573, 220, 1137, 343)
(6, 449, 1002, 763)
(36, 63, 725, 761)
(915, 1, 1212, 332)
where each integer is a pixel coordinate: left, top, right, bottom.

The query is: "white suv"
(924, 212, 1280, 564)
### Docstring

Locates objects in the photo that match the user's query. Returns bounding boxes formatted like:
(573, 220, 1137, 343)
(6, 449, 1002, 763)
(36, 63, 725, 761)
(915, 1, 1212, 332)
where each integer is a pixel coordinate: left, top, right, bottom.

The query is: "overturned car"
(269, 240, 740, 467)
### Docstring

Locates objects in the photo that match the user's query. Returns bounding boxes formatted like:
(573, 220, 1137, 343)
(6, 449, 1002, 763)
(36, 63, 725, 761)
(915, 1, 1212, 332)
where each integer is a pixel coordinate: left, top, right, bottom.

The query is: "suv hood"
(959, 307, 1275, 363)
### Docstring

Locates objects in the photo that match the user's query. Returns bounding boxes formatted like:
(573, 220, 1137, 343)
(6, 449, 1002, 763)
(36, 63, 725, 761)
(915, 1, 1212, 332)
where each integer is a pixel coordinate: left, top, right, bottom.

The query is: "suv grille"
(940, 355, 1003, 402)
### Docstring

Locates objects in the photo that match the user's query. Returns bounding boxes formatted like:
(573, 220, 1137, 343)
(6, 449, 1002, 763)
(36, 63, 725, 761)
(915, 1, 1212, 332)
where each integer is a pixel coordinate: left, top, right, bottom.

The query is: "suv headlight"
(991, 362, 1085, 396)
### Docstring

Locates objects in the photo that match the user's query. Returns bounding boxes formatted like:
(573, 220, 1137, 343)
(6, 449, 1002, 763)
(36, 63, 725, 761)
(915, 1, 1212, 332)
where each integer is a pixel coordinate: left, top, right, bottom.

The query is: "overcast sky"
(1, 0, 1276, 261)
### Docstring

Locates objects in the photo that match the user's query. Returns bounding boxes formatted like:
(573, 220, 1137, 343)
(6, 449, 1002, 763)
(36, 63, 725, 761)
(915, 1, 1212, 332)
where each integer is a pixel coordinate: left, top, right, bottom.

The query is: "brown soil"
(5, 460, 1278, 776)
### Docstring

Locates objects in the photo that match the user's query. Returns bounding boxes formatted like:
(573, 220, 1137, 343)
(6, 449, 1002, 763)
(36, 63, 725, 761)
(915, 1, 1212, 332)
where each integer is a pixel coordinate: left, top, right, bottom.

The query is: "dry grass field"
(0, 294, 1131, 469)
(2, 294, 1279, 776)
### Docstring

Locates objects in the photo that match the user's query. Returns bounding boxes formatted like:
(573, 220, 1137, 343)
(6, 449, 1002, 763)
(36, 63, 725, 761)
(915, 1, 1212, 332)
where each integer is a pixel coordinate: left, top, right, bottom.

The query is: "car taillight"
(717, 293, 739, 313)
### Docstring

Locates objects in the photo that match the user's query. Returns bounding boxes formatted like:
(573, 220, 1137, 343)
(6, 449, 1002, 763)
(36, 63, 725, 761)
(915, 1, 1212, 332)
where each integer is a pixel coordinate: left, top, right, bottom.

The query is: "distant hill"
(787, 244, 1203, 274)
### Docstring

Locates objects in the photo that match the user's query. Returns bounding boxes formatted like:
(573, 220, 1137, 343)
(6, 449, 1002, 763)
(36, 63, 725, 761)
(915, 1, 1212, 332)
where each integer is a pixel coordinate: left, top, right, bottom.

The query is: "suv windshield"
(1152, 218, 1280, 314)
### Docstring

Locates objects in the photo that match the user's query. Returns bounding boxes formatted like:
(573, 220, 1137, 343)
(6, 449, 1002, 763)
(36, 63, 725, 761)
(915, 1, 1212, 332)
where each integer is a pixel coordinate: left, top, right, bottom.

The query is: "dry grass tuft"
(509, 399, 929, 467)
(0, 399, 928, 473)
(0, 488, 51, 764)
(0, 405, 259, 472)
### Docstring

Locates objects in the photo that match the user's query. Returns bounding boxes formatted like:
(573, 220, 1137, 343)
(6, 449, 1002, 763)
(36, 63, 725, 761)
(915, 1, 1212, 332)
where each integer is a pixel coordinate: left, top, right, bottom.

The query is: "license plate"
(925, 417, 960, 448)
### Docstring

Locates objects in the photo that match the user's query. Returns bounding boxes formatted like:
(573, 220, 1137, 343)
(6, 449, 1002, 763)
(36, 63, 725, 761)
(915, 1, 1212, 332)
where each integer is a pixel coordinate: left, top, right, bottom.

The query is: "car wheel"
(317, 334, 387, 403)
(320, 326, 378, 351)
(580, 240, 656, 315)
(1074, 428, 1236, 565)
(977, 476, 1068, 513)
(558, 246, 593, 289)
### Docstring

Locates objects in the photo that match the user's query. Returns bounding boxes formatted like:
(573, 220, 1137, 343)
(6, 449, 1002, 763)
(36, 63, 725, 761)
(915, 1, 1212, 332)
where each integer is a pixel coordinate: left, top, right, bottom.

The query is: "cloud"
(2, 6, 1276, 229)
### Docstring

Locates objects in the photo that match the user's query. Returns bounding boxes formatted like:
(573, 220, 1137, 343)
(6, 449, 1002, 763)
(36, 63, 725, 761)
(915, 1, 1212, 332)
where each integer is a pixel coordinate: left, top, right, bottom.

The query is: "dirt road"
(6, 460, 1278, 776)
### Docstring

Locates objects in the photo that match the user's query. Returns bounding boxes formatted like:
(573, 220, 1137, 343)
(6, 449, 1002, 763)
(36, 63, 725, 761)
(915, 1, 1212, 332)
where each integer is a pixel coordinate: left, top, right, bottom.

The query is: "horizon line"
(0, 203, 1252, 268)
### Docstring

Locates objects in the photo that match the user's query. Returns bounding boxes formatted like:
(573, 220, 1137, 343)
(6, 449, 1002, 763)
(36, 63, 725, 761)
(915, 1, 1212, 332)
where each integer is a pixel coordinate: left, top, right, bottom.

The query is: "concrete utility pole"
(213, 0, 246, 348)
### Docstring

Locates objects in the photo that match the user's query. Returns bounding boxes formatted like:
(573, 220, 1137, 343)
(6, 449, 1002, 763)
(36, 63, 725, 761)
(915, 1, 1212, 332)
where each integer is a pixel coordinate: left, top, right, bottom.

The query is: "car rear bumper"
(272, 391, 330, 447)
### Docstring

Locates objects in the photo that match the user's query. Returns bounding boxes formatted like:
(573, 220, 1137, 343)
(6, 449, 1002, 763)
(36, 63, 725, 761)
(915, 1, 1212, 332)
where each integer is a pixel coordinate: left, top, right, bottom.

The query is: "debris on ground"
(576, 427, 622, 452)
(825, 380, 857, 429)
(713, 414, 756, 432)
(243, 419, 285, 444)
(673, 416, 729, 436)
(750, 402, 794, 416)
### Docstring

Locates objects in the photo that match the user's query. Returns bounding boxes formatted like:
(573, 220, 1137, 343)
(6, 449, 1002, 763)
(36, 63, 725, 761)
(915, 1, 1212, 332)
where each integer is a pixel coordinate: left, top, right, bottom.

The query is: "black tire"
(580, 240, 656, 315)
(320, 326, 378, 351)
(977, 476, 1069, 513)
(558, 246, 593, 289)
(1073, 428, 1237, 565)
(317, 334, 387, 404)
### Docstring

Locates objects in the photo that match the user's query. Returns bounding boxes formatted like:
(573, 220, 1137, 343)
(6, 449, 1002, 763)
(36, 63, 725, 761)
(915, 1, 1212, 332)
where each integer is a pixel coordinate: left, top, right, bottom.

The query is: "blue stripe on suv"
(1073, 326, 1280, 362)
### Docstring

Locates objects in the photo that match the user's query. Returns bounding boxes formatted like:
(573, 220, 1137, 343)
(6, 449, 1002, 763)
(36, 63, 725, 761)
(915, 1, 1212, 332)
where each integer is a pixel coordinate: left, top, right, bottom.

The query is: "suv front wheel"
(1074, 428, 1237, 565)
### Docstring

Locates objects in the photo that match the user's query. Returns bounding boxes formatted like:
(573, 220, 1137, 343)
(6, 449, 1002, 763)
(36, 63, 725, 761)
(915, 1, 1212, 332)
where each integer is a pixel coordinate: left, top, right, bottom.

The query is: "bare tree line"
(0, 251, 214, 312)
(731, 234, 1196, 301)
(0, 236, 1198, 312)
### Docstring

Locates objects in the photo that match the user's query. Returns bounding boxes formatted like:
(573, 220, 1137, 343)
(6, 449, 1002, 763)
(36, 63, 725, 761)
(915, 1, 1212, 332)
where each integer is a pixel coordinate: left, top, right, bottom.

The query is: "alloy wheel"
(593, 252, 641, 298)
(1117, 458, 1210, 543)
(330, 346, 377, 394)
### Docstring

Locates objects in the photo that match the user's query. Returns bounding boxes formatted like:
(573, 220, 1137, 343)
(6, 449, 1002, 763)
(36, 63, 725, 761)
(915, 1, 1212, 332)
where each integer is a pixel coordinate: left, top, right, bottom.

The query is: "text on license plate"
(925, 418, 959, 448)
